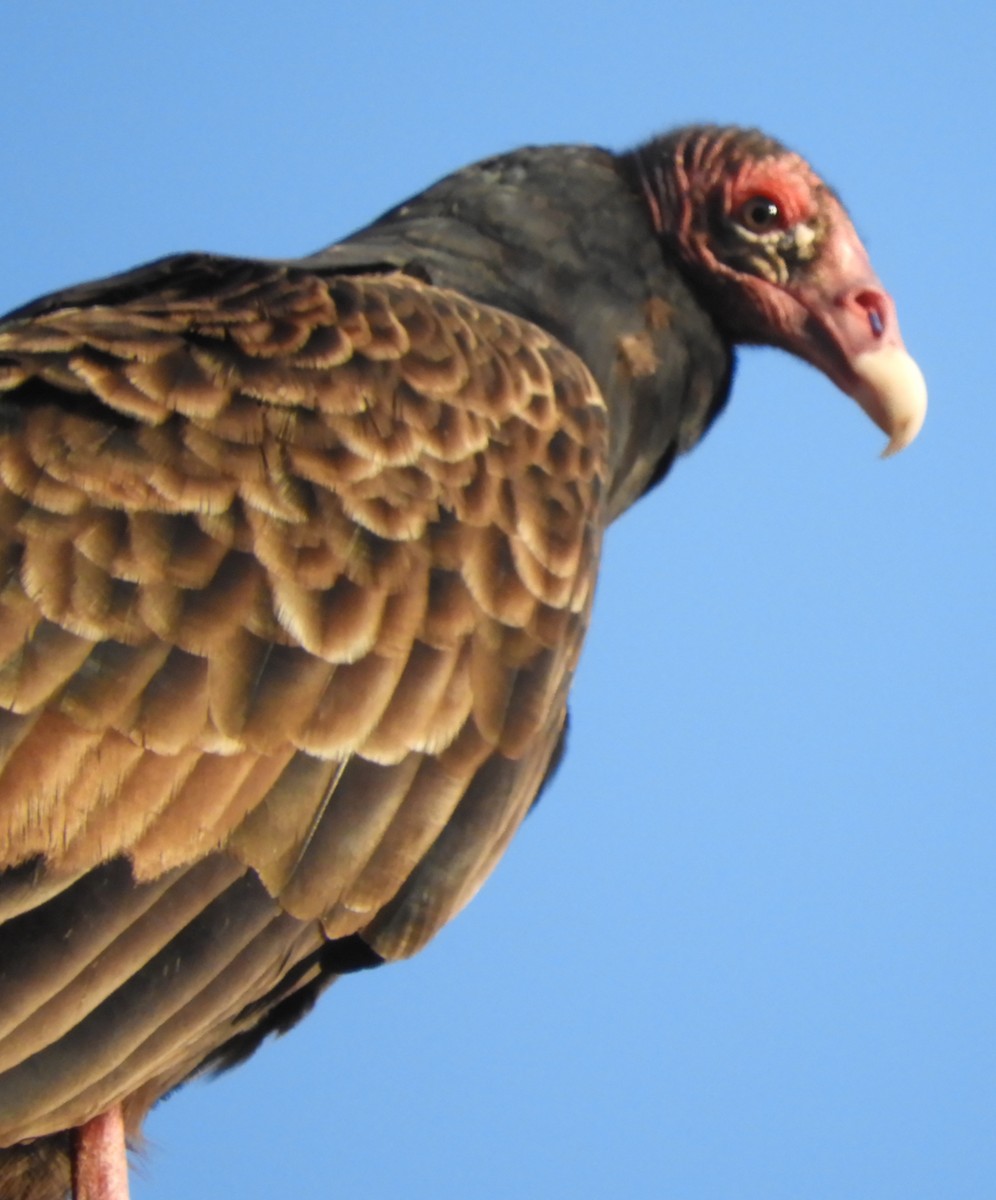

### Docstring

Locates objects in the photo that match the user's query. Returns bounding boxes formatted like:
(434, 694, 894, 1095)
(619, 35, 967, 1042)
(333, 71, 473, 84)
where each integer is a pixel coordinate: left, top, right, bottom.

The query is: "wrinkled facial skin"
(713, 156, 829, 287)
(637, 128, 926, 456)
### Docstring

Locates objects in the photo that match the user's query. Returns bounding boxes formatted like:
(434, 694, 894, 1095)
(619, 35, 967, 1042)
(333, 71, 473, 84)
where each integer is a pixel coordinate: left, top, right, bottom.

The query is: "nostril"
(852, 289, 886, 338)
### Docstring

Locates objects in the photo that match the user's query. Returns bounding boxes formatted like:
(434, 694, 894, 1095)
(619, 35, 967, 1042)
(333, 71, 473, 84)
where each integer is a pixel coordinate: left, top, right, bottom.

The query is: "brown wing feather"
(0, 266, 607, 1142)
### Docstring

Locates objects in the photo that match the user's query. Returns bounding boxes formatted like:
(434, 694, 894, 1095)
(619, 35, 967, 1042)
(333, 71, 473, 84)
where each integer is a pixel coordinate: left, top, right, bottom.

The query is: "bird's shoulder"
(0, 261, 610, 956)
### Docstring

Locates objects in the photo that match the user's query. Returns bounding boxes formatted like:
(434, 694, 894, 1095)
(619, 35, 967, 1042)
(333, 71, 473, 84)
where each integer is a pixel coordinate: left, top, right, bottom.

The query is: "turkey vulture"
(0, 124, 925, 1200)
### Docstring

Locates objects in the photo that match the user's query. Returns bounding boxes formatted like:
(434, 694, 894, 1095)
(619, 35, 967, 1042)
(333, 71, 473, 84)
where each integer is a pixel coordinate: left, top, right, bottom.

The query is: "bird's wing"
(0, 258, 609, 963)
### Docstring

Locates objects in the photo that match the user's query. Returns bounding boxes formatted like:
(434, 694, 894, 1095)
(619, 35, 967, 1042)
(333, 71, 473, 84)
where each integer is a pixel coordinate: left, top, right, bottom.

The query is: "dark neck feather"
(310, 142, 733, 519)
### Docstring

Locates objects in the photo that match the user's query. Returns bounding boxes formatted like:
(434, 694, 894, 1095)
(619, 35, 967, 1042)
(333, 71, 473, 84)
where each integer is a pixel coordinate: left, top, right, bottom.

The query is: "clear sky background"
(1, 4, 991, 1199)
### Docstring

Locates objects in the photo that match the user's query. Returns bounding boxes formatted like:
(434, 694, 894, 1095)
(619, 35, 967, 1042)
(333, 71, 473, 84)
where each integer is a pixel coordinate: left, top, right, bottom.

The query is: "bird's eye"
(738, 195, 784, 234)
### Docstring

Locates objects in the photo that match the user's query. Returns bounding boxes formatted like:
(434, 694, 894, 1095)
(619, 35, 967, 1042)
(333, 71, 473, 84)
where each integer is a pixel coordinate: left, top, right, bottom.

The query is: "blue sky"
(2, 4, 992, 1198)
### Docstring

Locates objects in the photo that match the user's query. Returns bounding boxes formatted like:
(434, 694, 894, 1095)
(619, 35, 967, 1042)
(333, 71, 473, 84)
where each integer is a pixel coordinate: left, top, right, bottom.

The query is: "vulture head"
(633, 126, 926, 454)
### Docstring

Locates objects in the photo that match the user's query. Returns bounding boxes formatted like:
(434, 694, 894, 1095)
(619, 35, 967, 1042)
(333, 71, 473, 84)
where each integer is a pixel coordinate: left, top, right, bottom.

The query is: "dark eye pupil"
(743, 197, 780, 231)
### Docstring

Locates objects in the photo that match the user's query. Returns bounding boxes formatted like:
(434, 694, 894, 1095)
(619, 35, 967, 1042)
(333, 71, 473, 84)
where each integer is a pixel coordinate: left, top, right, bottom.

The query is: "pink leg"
(73, 1106, 131, 1200)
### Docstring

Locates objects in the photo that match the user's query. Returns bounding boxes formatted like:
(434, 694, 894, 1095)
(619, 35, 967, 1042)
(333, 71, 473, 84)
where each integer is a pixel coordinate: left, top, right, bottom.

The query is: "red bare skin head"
(635, 127, 926, 455)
